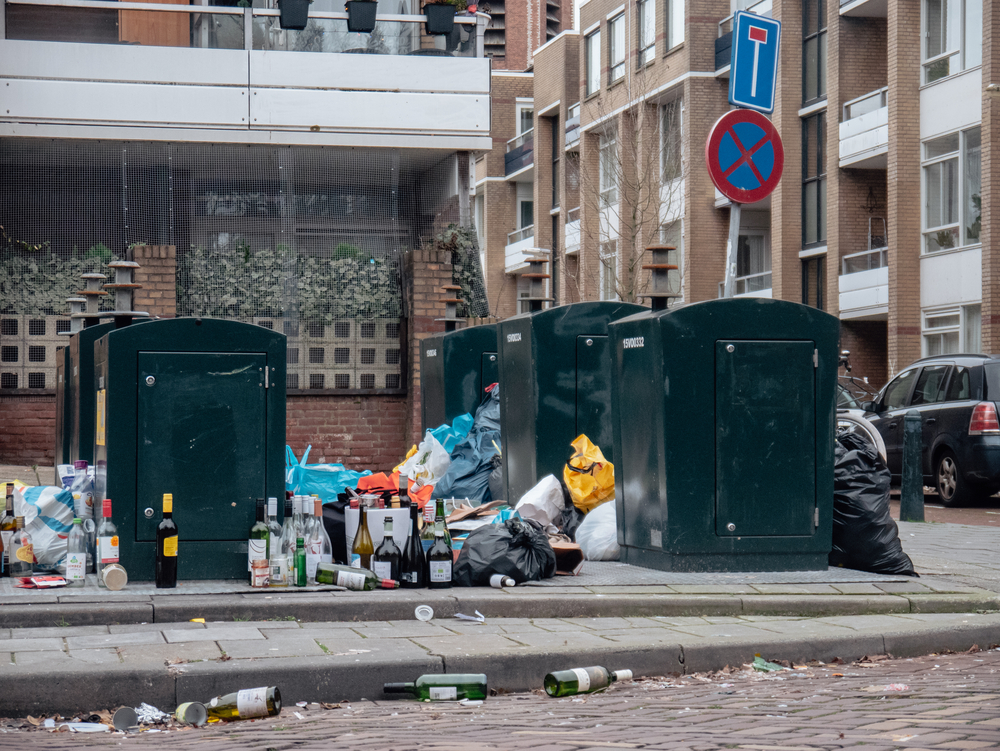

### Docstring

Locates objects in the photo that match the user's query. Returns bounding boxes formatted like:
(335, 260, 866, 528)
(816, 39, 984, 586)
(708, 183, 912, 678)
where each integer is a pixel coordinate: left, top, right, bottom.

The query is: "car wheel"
(935, 450, 974, 508)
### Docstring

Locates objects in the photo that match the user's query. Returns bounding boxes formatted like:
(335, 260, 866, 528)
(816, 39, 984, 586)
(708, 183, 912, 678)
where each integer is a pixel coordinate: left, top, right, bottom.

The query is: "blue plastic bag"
(433, 385, 501, 504)
(428, 413, 474, 455)
(285, 445, 373, 502)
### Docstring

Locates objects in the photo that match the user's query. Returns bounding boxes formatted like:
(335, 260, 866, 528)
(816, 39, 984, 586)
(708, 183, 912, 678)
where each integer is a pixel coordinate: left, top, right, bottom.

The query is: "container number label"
(506, 333, 522, 343)
(623, 337, 645, 349)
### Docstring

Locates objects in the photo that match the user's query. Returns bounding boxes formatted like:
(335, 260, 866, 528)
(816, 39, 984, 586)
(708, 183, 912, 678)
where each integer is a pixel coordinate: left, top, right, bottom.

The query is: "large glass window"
(924, 0, 982, 84)
(666, 0, 684, 50)
(609, 14, 625, 83)
(802, 112, 826, 247)
(803, 0, 827, 104)
(638, 0, 656, 65)
(599, 130, 618, 205)
(735, 232, 771, 293)
(660, 99, 683, 183)
(923, 127, 981, 253)
(586, 29, 601, 96)
(923, 304, 982, 355)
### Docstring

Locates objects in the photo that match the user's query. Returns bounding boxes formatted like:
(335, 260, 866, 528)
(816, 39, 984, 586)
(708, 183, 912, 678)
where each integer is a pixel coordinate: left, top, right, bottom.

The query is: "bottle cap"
(103, 498, 112, 517)
(613, 669, 633, 681)
(414, 605, 434, 621)
(73, 517, 82, 525)
(162, 494, 173, 513)
(315, 499, 322, 515)
(74, 460, 88, 470)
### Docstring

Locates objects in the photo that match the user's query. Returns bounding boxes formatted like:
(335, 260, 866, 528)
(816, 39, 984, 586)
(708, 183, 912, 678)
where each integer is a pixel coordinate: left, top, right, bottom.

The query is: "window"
(923, 304, 981, 355)
(552, 115, 560, 208)
(660, 100, 683, 183)
(882, 369, 918, 411)
(659, 221, 683, 299)
(946, 365, 971, 400)
(923, 127, 981, 253)
(599, 130, 618, 205)
(802, 256, 824, 309)
(600, 240, 618, 300)
(666, 0, 684, 50)
(912, 364, 951, 405)
(923, 0, 983, 84)
(520, 200, 534, 228)
(638, 0, 656, 65)
(609, 14, 625, 83)
(586, 29, 601, 96)
(735, 233, 771, 293)
(803, 0, 827, 104)
(802, 112, 827, 247)
(518, 106, 534, 135)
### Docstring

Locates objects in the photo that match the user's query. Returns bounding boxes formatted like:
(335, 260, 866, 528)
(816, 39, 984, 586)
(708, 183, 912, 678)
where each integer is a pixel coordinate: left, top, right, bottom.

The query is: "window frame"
(922, 0, 983, 84)
(638, 0, 656, 65)
(665, 0, 684, 51)
(802, 0, 827, 105)
(660, 99, 684, 184)
(922, 126, 981, 254)
(609, 13, 626, 84)
(585, 29, 602, 96)
(801, 111, 827, 249)
(599, 239, 619, 301)
(599, 129, 619, 205)
(922, 304, 982, 356)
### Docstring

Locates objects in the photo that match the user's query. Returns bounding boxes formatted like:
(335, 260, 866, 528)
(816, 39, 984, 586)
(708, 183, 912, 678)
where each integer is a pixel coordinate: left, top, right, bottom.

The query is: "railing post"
(900, 410, 925, 522)
(476, 13, 485, 58)
(244, 6, 253, 51)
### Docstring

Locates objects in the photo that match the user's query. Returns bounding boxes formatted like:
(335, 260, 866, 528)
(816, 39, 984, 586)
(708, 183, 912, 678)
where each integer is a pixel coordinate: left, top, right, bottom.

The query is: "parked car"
(864, 353, 1000, 507)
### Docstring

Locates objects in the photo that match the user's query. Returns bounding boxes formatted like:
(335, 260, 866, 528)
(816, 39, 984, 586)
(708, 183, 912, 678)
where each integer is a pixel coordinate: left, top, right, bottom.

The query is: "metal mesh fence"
(0, 138, 488, 392)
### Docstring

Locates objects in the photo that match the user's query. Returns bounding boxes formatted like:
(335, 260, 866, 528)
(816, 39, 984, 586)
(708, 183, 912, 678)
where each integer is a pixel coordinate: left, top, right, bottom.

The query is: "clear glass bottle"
(427, 522, 452, 589)
(304, 501, 322, 583)
(316, 562, 399, 590)
(266, 498, 283, 585)
(313, 499, 333, 566)
(543, 666, 633, 697)
(400, 502, 426, 589)
(350, 503, 374, 569)
(372, 516, 401, 581)
(96, 498, 119, 588)
(9, 516, 33, 577)
(383, 674, 488, 701)
(249, 498, 269, 587)
(155, 493, 178, 589)
(0, 486, 15, 578)
(205, 686, 282, 721)
(277, 497, 296, 586)
(65, 518, 87, 587)
(292, 495, 305, 541)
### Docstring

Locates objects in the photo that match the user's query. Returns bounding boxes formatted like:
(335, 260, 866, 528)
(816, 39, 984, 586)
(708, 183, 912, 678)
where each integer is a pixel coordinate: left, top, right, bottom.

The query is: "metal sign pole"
(723, 203, 741, 298)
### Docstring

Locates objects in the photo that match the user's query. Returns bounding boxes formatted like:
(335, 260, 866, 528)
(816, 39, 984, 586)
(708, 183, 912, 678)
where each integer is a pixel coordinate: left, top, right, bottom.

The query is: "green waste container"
(497, 301, 644, 505)
(609, 297, 839, 572)
(420, 324, 498, 432)
(54, 344, 72, 467)
(93, 318, 286, 581)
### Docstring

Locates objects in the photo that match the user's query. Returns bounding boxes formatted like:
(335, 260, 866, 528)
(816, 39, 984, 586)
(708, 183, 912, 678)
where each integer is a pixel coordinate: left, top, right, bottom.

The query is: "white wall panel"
(920, 68, 982, 139)
(921, 247, 982, 309)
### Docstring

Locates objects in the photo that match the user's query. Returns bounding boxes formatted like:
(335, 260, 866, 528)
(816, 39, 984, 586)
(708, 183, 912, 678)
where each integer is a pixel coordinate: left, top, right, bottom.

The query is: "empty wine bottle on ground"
(383, 674, 488, 701)
(205, 686, 282, 721)
(399, 502, 425, 588)
(295, 537, 306, 587)
(372, 516, 401, 581)
(156, 493, 178, 588)
(249, 498, 269, 587)
(543, 666, 633, 697)
(315, 562, 399, 590)
(427, 520, 452, 589)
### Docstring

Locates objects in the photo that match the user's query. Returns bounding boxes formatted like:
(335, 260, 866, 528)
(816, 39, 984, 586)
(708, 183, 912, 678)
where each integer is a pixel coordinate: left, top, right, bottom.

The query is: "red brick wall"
(0, 394, 56, 465)
(286, 394, 408, 470)
(133, 245, 177, 319)
(840, 320, 889, 390)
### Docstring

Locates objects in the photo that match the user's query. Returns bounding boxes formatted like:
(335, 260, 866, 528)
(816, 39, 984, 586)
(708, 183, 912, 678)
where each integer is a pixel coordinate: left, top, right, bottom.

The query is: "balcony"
(0, 0, 492, 148)
(839, 246, 889, 320)
(565, 103, 580, 150)
(505, 225, 538, 272)
(505, 128, 534, 179)
(718, 272, 772, 298)
(839, 87, 888, 168)
(716, 0, 771, 76)
(564, 206, 580, 255)
(839, 0, 887, 18)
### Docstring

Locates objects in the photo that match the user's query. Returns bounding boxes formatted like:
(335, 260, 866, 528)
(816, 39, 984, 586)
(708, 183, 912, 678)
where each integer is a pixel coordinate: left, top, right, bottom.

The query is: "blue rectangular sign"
(728, 11, 781, 114)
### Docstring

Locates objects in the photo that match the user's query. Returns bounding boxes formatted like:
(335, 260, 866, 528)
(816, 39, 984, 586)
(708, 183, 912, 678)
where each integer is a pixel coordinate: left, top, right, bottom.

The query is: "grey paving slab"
(204, 619, 303, 629)
(117, 641, 223, 665)
(579, 627, 688, 646)
(503, 630, 613, 650)
(218, 636, 326, 659)
(584, 586, 677, 594)
(4, 624, 108, 639)
(1, 637, 64, 652)
(358, 622, 461, 639)
(874, 581, 933, 593)
(260, 626, 367, 642)
(108, 621, 205, 634)
(751, 584, 843, 595)
(831, 583, 885, 595)
(62, 648, 122, 665)
(647, 622, 786, 640)
(162, 626, 264, 643)
(65, 630, 165, 649)
(411, 633, 527, 655)
(742, 618, 861, 637)
(816, 614, 943, 631)
(10, 650, 71, 667)
(655, 585, 757, 595)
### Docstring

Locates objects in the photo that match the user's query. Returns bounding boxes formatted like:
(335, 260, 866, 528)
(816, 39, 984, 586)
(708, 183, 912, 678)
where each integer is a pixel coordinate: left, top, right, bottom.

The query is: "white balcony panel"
(735, 288, 772, 299)
(251, 51, 491, 95)
(1, 78, 248, 129)
(0, 39, 247, 86)
(840, 0, 887, 17)
(839, 106, 887, 139)
(505, 235, 537, 273)
(839, 107, 888, 168)
(921, 67, 982, 140)
(839, 266, 889, 319)
(921, 246, 982, 309)
(564, 219, 581, 255)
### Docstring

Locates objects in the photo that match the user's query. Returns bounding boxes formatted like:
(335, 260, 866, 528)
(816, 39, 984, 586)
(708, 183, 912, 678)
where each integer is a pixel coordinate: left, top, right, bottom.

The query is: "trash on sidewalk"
(42, 719, 109, 733)
(174, 702, 208, 726)
(433, 384, 502, 504)
(563, 434, 615, 513)
(286, 445, 373, 502)
(860, 683, 909, 692)
(204, 686, 282, 721)
(575, 500, 620, 561)
(489, 574, 515, 588)
(751, 655, 787, 672)
(383, 673, 488, 701)
(549, 538, 585, 576)
(111, 707, 138, 731)
(452, 517, 556, 586)
(514, 474, 564, 527)
(136, 703, 170, 725)
(16, 575, 67, 589)
(454, 610, 485, 623)
(543, 666, 632, 697)
(414, 604, 434, 621)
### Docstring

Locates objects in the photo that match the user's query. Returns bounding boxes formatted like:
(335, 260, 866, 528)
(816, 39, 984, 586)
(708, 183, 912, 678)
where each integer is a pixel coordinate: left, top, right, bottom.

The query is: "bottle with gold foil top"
(156, 493, 178, 588)
(205, 686, 282, 721)
(9, 516, 32, 577)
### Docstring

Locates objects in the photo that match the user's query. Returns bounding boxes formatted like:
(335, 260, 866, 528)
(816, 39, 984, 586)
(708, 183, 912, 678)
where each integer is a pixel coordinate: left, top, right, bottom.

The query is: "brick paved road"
(4, 648, 998, 750)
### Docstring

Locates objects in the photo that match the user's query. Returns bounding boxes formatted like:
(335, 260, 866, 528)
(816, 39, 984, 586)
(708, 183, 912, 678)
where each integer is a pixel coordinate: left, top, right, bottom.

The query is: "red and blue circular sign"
(705, 109, 784, 204)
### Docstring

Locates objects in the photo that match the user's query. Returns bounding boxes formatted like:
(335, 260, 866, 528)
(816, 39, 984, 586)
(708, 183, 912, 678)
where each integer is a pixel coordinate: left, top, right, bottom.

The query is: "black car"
(865, 353, 1000, 507)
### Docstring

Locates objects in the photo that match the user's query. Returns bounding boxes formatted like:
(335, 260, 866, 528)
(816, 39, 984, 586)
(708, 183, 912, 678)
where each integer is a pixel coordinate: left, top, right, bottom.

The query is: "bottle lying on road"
(316, 562, 399, 590)
(383, 674, 488, 701)
(544, 666, 633, 697)
(205, 686, 281, 721)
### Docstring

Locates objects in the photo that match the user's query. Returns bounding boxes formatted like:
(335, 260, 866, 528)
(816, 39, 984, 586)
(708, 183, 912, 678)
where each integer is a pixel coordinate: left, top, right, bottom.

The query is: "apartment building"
(480, 0, 992, 389)
(0, 1, 492, 466)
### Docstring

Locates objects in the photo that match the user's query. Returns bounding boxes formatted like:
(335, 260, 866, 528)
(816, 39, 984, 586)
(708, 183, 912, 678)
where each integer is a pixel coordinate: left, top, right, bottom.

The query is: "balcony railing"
(507, 225, 534, 244)
(505, 128, 534, 176)
(718, 272, 772, 297)
(843, 87, 888, 121)
(565, 104, 581, 149)
(5, 0, 486, 58)
(839, 87, 888, 167)
(842, 247, 888, 275)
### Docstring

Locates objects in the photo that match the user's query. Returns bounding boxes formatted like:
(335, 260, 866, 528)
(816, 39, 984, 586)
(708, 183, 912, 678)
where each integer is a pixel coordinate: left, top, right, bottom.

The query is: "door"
(869, 367, 919, 476)
(136, 352, 267, 543)
(715, 340, 815, 537)
(576, 335, 613, 460)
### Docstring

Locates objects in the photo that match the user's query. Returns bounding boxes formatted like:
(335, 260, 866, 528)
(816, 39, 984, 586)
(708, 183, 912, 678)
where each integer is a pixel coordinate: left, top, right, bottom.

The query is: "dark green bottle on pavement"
(383, 673, 487, 701)
(543, 666, 632, 697)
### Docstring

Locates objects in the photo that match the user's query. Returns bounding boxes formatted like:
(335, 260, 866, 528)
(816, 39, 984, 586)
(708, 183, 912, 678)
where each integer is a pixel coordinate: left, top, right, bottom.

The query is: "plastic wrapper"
(830, 431, 917, 576)
(397, 432, 452, 487)
(285, 446, 372, 502)
(15, 485, 75, 575)
(432, 385, 501, 504)
(453, 517, 557, 586)
(575, 499, 620, 561)
(513, 474, 565, 527)
(562, 434, 615, 513)
(428, 413, 475, 454)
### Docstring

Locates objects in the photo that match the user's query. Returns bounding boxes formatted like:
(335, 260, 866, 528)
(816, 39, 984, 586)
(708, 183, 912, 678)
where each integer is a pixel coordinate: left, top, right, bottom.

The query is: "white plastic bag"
(576, 499, 620, 561)
(514, 475, 565, 527)
(16, 485, 76, 574)
(399, 432, 452, 487)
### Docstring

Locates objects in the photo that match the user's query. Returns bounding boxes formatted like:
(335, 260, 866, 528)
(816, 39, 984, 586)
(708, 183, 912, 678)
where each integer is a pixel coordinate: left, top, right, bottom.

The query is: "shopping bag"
(398, 432, 452, 487)
(562, 434, 615, 513)
(16, 484, 75, 574)
(285, 445, 372, 503)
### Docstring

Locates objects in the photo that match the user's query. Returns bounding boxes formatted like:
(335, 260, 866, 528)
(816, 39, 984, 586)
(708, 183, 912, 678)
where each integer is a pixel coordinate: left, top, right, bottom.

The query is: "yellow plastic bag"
(562, 434, 614, 513)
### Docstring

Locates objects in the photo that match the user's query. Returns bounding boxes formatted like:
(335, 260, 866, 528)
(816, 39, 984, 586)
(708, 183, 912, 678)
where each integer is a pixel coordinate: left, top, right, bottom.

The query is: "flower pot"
(279, 0, 311, 30)
(346, 0, 378, 33)
(424, 2, 456, 35)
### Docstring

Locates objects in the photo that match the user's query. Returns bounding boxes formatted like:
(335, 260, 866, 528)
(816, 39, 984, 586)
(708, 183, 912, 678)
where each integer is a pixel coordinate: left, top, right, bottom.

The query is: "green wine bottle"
(427, 522, 452, 589)
(383, 673, 487, 701)
(295, 537, 306, 587)
(205, 686, 282, 721)
(316, 562, 399, 590)
(543, 666, 633, 697)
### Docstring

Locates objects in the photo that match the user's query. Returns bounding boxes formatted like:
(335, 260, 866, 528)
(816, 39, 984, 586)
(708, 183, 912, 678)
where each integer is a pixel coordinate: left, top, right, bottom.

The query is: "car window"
(911, 365, 951, 405)
(983, 363, 1000, 401)
(837, 384, 861, 409)
(945, 365, 972, 401)
(881, 368, 918, 411)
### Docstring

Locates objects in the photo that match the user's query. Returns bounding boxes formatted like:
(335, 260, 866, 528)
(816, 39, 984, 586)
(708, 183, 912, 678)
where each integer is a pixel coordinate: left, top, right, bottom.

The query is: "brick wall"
(840, 320, 889, 389)
(982, 0, 1000, 351)
(132, 245, 177, 318)
(0, 394, 56, 465)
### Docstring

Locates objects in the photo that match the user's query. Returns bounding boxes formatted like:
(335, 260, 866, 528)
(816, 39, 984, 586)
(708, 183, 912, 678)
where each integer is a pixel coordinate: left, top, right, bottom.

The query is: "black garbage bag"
(558, 481, 586, 541)
(453, 517, 557, 586)
(325, 497, 351, 564)
(434, 385, 501, 504)
(830, 431, 917, 576)
(488, 454, 504, 502)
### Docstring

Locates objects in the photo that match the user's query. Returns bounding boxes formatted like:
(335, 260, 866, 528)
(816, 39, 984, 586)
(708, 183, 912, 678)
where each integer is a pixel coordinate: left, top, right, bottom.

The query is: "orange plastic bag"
(356, 472, 434, 508)
(562, 434, 615, 513)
